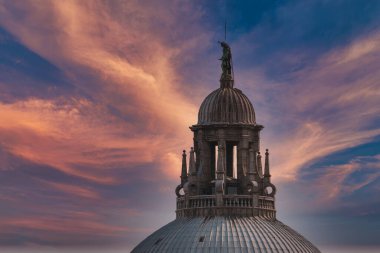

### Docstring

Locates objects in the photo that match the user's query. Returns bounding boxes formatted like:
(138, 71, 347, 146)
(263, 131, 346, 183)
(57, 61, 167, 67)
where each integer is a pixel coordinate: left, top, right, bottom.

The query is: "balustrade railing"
(176, 194, 276, 219)
(223, 195, 253, 207)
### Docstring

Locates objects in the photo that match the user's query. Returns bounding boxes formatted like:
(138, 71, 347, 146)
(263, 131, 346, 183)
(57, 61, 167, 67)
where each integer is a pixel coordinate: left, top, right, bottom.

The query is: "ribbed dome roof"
(131, 216, 320, 253)
(198, 87, 256, 125)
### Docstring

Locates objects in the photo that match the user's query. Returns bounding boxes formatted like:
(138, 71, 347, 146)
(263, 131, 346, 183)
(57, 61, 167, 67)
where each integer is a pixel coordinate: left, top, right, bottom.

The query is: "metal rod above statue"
(218, 41, 234, 88)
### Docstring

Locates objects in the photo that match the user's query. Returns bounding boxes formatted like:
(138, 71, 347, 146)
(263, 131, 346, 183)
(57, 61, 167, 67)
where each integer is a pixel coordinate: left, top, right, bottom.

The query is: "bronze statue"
(218, 41, 232, 80)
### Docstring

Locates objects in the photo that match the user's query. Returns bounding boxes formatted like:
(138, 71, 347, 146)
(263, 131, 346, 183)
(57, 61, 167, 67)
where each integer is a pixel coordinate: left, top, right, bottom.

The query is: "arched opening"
(226, 142, 238, 179)
(209, 142, 237, 181)
(233, 145, 237, 178)
(210, 142, 217, 180)
(215, 145, 218, 179)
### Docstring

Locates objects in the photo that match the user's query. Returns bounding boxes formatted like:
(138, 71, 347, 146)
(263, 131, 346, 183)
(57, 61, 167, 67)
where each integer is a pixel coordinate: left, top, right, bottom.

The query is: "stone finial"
(264, 149, 271, 178)
(189, 147, 196, 176)
(180, 150, 188, 184)
(257, 152, 263, 177)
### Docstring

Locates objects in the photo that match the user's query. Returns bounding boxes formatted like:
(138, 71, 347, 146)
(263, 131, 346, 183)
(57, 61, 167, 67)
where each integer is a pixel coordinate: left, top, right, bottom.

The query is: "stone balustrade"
(176, 195, 276, 220)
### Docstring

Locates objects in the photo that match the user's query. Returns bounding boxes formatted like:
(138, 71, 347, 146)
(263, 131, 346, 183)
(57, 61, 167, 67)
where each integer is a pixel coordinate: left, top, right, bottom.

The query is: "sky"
(0, 0, 379, 252)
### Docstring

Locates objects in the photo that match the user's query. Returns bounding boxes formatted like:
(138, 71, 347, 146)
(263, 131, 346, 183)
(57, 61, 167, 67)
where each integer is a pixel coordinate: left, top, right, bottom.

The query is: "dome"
(132, 41, 321, 253)
(131, 216, 320, 253)
(198, 87, 256, 125)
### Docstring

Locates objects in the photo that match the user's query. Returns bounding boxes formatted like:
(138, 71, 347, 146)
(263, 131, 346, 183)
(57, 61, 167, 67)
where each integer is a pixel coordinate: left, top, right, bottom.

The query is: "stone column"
(217, 129, 226, 179)
(215, 130, 226, 207)
(238, 129, 249, 192)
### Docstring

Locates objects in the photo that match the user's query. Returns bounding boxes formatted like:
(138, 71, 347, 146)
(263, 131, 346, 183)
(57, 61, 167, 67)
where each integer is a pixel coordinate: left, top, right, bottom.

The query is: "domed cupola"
(198, 87, 256, 125)
(131, 41, 321, 253)
(197, 41, 255, 125)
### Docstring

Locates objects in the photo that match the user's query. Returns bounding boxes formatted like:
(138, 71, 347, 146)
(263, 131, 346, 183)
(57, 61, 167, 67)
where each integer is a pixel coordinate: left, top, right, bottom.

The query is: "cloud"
(310, 155, 380, 204)
(0, 0, 200, 130)
(42, 181, 101, 200)
(0, 0, 210, 247)
(0, 0, 212, 184)
(1, 0, 380, 249)
(0, 98, 161, 184)
(0, 215, 149, 247)
(0, 217, 128, 235)
(245, 31, 380, 182)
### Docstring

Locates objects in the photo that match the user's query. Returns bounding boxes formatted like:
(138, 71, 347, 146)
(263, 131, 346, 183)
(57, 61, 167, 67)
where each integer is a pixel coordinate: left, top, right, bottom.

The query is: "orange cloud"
(0, 98, 165, 184)
(0, 0, 379, 192)
(258, 32, 380, 182)
(0, 0, 205, 182)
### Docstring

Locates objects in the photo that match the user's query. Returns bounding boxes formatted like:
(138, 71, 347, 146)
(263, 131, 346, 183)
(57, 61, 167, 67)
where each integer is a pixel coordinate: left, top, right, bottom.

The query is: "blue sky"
(0, 1, 379, 252)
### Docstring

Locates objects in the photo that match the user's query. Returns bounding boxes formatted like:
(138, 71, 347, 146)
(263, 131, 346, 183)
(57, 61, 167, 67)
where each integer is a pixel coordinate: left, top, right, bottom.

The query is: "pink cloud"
(0, 0, 379, 248)
(0, 98, 162, 183)
(240, 32, 380, 182)
(43, 181, 101, 200)
(312, 155, 380, 204)
(0, 0, 214, 183)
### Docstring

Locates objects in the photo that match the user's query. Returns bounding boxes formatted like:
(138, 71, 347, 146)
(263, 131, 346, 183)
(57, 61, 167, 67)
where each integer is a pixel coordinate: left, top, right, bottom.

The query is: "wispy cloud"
(0, 98, 157, 184)
(43, 181, 101, 200)
(246, 32, 380, 181)
(309, 155, 380, 205)
(0, 0, 207, 184)
(0, 0, 380, 249)
(0, 0, 208, 247)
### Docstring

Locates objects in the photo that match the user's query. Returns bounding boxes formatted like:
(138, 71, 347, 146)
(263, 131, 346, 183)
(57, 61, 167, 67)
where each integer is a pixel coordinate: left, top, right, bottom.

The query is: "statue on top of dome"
(218, 41, 233, 81)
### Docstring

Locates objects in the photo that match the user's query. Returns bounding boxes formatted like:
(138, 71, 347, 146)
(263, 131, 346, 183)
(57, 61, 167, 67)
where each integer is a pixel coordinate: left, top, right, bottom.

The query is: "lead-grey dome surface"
(198, 87, 256, 125)
(131, 216, 320, 253)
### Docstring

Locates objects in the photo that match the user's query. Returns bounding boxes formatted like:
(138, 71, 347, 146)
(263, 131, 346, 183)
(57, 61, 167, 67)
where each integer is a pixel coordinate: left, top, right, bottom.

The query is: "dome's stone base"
(131, 216, 320, 253)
